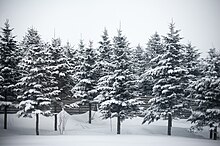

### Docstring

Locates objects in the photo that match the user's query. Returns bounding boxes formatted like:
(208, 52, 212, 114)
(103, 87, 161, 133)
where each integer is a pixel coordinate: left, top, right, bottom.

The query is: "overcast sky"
(0, 0, 219, 57)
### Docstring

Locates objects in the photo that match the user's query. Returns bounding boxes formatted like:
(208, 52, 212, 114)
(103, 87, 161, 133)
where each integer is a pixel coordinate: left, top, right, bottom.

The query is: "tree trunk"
(214, 126, 217, 140)
(36, 113, 39, 135)
(167, 113, 172, 135)
(117, 112, 121, 134)
(4, 105, 7, 129)
(210, 129, 213, 139)
(89, 103, 92, 124)
(54, 105, 57, 131)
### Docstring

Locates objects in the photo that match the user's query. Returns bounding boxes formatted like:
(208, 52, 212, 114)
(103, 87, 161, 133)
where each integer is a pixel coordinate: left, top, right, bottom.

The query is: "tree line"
(0, 19, 219, 137)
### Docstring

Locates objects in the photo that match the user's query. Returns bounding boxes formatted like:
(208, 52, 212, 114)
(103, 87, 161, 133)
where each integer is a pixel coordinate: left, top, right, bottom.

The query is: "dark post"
(168, 113, 172, 135)
(36, 113, 39, 135)
(4, 105, 7, 129)
(117, 112, 121, 134)
(89, 103, 92, 124)
(214, 126, 217, 140)
(4, 91, 7, 129)
(209, 123, 213, 139)
(54, 105, 57, 131)
(210, 129, 213, 139)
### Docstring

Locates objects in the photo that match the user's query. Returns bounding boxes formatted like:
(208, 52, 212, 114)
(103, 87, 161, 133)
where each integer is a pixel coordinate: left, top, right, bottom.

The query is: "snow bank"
(0, 112, 219, 146)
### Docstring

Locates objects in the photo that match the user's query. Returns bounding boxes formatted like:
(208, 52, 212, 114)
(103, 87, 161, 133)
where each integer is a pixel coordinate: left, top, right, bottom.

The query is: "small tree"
(0, 20, 20, 129)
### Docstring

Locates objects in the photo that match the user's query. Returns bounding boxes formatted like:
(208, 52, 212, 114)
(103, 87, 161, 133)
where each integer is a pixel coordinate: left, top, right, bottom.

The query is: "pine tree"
(131, 44, 147, 76)
(142, 22, 188, 136)
(0, 20, 20, 129)
(188, 48, 220, 132)
(182, 43, 201, 81)
(96, 28, 114, 105)
(46, 37, 74, 131)
(146, 32, 164, 60)
(99, 29, 142, 134)
(17, 28, 51, 135)
(182, 43, 201, 115)
(139, 32, 164, 97)
(72, 41, 98, 124)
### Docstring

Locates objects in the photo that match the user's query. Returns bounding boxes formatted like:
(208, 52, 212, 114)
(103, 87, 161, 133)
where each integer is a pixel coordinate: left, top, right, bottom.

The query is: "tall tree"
(188, 48, 220, 132)
(46, 37, 74, 131)
(72, 41, 98, 124)
(0, 20, 20, 129)
(98, 29, 142, 134)
(142, 22, 188, 135)
(17, 28, 51, 135)
(96, 28, 114, 105)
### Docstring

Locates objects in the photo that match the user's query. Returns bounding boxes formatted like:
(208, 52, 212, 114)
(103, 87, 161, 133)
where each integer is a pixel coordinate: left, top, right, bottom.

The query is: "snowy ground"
(0, 111, 219, 146)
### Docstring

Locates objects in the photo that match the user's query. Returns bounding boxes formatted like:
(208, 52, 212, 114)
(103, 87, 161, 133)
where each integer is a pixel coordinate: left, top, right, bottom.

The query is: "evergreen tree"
(146, 32, 164, 60)
(99, 29, 142, 134)
(131, 44, 147, 76)
(72, 41, 98, 124)
(182, 43, 201, 81)
(0, 20, 20, 129)
(188, 48, 220, 131)
(17, 28, 51, 135)
(46, 37, 74, 131)
(142, 22, 188, 136)
(139, 32, 164, 97)
(182, 43, 201, 115)
(96, 28, 114, 105)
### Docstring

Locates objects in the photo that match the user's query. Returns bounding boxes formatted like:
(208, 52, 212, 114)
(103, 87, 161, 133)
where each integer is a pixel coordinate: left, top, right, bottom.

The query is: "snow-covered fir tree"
(46, 38, 74, 131)
(188, 48, 220, 131)
(0, 20, 20, 129)
(182, 43, 201, 110)
(146, 32, 164, 61)
(139, 32, 164, 97)
(17, 28, 51, 135)
(72, 41, 98, 124)
(131, 44, 147, 76)
(96, 28, 114, 106)
(182, 43, 201, 81)
(98, 29, 142, 134)
(142, 22, 188, 135)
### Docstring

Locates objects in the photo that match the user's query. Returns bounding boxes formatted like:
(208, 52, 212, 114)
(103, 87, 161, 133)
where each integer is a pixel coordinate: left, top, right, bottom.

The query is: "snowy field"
(0, 111, 219, 146)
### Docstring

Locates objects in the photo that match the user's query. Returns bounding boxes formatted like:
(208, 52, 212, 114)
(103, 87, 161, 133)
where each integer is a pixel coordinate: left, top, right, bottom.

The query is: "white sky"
(0, 0, 219, 57)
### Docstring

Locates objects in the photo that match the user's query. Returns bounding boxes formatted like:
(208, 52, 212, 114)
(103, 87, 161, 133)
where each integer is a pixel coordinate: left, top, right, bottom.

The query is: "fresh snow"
(0, 112, 219, 146)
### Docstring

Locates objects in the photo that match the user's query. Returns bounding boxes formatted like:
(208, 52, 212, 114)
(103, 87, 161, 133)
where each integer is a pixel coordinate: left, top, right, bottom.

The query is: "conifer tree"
(96, 28, 114, 105)
(142, 22, 188, 136)
(0, 20, 20, 129)
(99, 29, 142, 134)
(188, 48, 220, 132)
(72, 41, 98, 124)
(46, 37, 74, 131)
(17, 28, 51, 135)
(139, 32, 164, 97)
